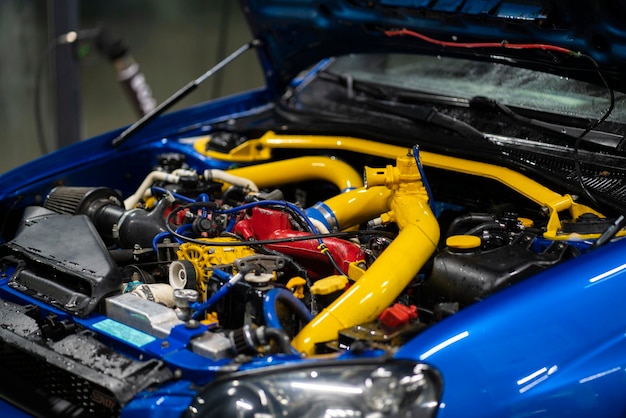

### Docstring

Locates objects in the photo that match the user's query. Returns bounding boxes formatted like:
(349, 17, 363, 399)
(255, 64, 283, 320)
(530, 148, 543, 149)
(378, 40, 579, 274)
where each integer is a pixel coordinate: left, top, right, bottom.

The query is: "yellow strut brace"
(195, 131, 605, 238)
(291, 152, 440, 355)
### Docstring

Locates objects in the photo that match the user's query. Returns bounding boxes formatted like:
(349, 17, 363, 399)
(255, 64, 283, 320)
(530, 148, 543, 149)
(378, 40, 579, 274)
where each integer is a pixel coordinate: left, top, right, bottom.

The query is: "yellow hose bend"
(291, 153, 440, 355)
(308, 186, 393, 231)
(222, 156, 363, 193)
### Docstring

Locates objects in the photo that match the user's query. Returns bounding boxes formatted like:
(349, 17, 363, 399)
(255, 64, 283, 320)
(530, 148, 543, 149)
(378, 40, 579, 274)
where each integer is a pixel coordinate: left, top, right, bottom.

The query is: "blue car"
(2, 1, 626, 417)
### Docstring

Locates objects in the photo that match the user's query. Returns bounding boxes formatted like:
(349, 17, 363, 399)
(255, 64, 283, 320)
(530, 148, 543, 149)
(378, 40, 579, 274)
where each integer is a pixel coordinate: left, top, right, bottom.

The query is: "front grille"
(0, 342, 117, 417)
(0, 299, 175, 418)
(0, 338, 120, 417)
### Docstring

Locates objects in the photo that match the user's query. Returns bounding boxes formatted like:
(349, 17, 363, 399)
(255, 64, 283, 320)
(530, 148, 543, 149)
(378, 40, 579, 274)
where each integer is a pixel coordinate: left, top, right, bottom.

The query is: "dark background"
(0, 0, 264, 172)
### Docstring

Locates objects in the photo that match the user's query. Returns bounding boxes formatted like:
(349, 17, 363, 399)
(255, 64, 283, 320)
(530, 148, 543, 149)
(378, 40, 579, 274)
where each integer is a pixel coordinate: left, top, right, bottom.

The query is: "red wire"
(384, 28, 578, 56)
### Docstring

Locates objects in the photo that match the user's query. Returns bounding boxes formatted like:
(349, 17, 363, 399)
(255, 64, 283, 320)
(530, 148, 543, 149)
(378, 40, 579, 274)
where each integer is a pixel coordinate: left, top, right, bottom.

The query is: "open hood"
(241, 0, 626, 95)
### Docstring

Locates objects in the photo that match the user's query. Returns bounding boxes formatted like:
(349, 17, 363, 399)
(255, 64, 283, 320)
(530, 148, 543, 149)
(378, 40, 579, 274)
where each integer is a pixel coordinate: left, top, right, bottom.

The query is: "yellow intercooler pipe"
(291, 152, 440, 355)
(197, 131, 607, 240)
(220, 156, 363, 193)
(307, 186, 393, 232)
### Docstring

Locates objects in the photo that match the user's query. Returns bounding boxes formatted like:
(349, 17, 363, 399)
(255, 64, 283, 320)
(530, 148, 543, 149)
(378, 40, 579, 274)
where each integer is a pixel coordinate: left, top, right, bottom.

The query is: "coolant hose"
(230, 325, 297, 355)
(124, 171, 178, 208)
(263, 327, 298, 355)
(124, 169, 195, 209)
(263, 288, 314, 330)
(205, 169, 259, 192)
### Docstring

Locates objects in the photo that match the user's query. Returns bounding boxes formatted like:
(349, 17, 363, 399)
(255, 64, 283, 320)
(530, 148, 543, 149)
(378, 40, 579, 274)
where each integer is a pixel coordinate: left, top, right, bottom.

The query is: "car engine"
(0, 133, 609, 362)
(0, 129, 617, 415)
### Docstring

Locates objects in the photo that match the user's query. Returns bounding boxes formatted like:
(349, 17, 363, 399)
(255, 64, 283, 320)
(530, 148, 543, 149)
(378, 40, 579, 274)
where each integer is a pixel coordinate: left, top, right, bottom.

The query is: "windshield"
(328, 54, 626, 123)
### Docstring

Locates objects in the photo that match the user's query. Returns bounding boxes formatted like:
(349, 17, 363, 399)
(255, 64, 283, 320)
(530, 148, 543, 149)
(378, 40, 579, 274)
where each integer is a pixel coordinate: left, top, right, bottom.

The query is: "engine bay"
(0, 131, 614, 363)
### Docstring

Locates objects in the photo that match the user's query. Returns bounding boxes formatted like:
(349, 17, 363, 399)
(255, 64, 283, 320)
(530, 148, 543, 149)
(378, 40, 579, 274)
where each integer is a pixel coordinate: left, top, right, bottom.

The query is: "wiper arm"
(111, 39, 260, 147)
(356, 96, 486, 142)
(318, 70, 470, 107)
(470, 96, 624, 150)
(318, 71, 486, 142)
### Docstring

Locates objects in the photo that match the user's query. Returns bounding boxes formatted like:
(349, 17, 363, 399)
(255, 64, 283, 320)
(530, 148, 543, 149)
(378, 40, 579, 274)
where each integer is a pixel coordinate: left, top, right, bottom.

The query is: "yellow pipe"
(310, 186, 393, 231)
(198, 131, 574, 208)
(197, 132, 605, 238)
(291, 153, 440, 355)
(195, 132, 403, 163)
(220, 156, 363, 193)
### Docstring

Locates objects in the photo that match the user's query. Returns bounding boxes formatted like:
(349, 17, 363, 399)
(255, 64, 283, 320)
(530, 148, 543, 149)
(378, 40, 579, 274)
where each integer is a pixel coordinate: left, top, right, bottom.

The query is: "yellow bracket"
(194, 131, 610, 239)
(286, 277, 307, 299)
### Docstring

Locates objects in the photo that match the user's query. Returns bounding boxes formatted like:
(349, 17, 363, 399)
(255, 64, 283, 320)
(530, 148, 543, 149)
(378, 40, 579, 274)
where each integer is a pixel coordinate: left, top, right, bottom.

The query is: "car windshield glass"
(328, 54, 626, 123)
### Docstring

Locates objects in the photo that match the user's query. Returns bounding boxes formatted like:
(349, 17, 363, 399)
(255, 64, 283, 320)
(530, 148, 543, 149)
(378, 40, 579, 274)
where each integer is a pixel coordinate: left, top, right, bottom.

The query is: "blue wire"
(152, 231, 177, 252)
(413, 144, 435, 211)
(150, 186, 195, 203)
(214, 200, 323, 244)
(196, 193, 210, 217)
(225, 215, 237, 232)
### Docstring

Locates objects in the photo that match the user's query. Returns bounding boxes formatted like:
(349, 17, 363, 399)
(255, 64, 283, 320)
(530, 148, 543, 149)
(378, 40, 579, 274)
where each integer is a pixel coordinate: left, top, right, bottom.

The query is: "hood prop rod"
(590, 214, 626, 249)
(111, 39, 261, 147)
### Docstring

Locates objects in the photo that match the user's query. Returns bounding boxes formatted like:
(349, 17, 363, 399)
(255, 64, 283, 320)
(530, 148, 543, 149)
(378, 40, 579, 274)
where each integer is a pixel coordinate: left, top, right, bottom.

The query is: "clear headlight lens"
(186, 359, 442, 418)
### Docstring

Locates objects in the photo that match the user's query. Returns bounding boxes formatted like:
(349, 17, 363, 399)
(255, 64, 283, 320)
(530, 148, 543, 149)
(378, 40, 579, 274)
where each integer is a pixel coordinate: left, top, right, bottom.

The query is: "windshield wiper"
(319, 70, 625, 150)
(355, 96, 486, 142)
(470, 96, 625, 150)
(318, 71, 486, 142)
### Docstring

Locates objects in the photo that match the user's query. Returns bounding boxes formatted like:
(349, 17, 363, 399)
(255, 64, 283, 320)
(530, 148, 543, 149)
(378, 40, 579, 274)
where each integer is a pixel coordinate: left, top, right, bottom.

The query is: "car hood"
(241, 0, 626, 96)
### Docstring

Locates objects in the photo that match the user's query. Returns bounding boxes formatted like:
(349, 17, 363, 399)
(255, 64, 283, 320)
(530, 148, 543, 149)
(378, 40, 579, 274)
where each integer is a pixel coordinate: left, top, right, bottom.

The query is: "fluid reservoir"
(427, 232, 568, 305)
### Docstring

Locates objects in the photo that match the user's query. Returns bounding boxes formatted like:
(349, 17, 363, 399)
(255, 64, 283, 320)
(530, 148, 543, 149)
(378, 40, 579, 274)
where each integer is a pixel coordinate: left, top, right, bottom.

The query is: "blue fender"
(396, 238, 626, 418)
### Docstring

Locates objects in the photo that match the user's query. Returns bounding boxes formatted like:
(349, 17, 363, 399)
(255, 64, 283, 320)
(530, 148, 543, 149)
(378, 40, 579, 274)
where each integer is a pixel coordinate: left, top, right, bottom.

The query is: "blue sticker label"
(93, 318, 156, 347)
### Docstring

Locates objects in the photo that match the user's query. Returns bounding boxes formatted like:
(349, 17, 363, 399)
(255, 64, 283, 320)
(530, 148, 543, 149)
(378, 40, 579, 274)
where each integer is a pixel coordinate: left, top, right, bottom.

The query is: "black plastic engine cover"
(1, 206, 122, 317)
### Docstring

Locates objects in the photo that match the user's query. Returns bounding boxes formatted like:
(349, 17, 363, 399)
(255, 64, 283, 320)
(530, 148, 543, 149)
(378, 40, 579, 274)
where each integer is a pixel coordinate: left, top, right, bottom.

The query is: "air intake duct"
(43, 186, 124, 216)
(44, 186, 171, 249)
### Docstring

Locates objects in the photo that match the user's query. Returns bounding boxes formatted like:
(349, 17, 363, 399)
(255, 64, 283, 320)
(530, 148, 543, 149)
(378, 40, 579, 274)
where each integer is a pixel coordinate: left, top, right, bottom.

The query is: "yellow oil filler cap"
(311, 275, 349, 295)
(446, 235, 482, 251)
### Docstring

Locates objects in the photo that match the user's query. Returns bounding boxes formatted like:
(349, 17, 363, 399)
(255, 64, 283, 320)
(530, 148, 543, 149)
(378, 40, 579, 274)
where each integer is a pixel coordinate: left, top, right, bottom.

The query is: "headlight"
(185, 359, 442, 418)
